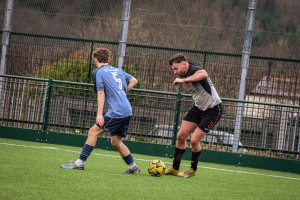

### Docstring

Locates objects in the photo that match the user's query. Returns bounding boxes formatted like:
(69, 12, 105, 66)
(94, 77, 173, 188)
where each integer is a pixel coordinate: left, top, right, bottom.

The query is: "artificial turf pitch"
(0, 138, 299, 200)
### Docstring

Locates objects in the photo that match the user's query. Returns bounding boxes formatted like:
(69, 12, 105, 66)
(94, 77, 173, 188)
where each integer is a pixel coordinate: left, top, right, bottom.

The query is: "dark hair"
(169, 53, 187, 65)
(93, 48, 111, 63)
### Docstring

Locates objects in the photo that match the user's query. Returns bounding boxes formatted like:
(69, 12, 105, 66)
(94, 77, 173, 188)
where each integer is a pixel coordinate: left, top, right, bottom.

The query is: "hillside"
(0, 0, 299, 59)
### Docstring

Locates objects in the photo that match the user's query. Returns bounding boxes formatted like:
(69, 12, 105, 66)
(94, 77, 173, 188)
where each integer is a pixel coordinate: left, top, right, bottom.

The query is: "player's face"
(171, 62, 186, 77)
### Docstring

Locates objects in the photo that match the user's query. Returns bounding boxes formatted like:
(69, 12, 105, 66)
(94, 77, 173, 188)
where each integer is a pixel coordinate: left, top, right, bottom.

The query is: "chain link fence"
(11, 0, 122, 41)
(1, 75, 299, 159)
(0, 0, 300, 159)
(4, 32, 300, 103)
(0, 0, 298, 97)
(3, 0, 299, 58)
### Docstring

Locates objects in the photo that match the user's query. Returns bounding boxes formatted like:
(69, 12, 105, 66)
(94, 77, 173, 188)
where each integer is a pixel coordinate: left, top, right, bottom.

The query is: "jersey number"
(111, 72, 122, 90)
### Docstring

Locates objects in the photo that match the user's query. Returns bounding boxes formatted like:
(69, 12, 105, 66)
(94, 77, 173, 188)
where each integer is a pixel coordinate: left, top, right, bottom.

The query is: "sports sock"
(172, 147, 186, 170)
(191, 151, 202, 171)
(129, 162, 137, 169)
(75, 159, 85, 167)
(78, 144, 94, 164)
(122, 154, 135, 168)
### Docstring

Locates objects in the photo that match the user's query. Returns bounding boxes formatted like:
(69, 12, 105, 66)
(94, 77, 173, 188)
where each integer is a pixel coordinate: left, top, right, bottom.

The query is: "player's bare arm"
(127, 77, 138, 91)
(96, 90, 105, 126)
(173, 70, 208, 85)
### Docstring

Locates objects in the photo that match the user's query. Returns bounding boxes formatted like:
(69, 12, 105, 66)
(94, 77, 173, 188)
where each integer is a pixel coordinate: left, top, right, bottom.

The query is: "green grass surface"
(0, 138, 299, 200)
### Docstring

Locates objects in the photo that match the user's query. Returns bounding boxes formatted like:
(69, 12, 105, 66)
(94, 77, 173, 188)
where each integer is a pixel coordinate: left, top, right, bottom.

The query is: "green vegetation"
(39, 52, 94, 83)
(253, 0, 298, 48)
(39, 52, 143, 88)
(1, 138, 299, 200)
(232, 0, 248, 11)
(37, 53, 145, 103)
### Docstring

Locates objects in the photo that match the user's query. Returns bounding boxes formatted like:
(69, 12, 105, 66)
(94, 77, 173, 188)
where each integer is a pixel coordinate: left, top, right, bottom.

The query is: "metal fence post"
(0, 0, 13, 76)
(86, 41, 94, 83)
(41, 79, 53, 142)
(203, 52, 207, 68)
(172, 92, 182, 147)
(233, 0, 257, 153)
(0, 0, 14, 117)
(118, 0, 131, 69)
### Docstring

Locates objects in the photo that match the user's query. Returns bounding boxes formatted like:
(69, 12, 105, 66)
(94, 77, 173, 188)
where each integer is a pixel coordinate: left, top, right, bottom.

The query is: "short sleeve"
(122, 70, 134, 83)
(96, 72, 104, 91)
(188, 65, 204, 76)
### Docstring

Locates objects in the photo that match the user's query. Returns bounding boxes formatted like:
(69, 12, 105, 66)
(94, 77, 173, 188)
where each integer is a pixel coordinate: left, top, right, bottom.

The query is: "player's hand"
(96, 115, 104, 126)
(173, 78, 184, 85)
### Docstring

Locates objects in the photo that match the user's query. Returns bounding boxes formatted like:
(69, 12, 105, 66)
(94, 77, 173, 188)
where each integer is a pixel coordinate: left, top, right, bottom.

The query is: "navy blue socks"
(122, 153, 134, 165)
(79, 144, 94, 161)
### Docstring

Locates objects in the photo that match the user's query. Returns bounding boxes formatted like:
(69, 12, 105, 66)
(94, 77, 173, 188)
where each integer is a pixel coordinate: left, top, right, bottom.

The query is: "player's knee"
(88, 127, 99, 137)
(110, 139, 116, 147)
(110, 138, 120, 147)
(190, 139, 200, 149)
(177, 133, 187, 143)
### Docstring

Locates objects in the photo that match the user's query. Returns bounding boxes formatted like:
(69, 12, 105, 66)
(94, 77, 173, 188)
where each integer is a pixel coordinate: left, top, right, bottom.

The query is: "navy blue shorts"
(183, 104, 222, 133)
(96, 116, 131, 138)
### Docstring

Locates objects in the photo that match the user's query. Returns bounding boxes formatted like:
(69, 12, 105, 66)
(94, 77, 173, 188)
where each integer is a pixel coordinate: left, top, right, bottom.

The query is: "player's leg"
(165, 106, 201, 176)
(180, 104, 222, 178)
(165, 120, 197, 176)
(110, 135, 140, 174)
(85, 124, 106, 146)
(174, 120, 198, 167)
(108, 116, 140, 174)
(76, 124, 106, 166)
(178, 127, 205, 178)
(60, 124, 105, 170)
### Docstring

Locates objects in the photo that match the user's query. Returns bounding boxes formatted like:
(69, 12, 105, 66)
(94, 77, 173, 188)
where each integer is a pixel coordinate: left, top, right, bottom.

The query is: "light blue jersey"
(92, 65, 133, 118)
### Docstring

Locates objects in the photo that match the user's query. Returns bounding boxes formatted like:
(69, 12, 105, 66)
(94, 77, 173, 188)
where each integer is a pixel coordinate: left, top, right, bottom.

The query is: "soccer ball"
(147, 159, 165, 177)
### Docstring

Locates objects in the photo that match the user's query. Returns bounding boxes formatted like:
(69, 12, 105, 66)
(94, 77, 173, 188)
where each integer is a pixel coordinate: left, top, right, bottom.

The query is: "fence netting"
(11, 0, 122, 41)
(5, 0, 299, 58)
(0, 0, 299, 159)
(0, 76, 299, 159)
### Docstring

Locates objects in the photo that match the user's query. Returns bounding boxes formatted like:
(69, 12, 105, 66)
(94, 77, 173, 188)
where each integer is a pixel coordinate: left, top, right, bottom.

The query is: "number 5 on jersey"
(111, 72, 122, 90)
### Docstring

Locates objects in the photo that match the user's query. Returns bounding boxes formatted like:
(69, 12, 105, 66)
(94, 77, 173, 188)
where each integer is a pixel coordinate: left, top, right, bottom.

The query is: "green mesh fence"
(0, 1, 4, 20)
(0, 31, 2, 56)
(1, 0, 299, 100)
(3, 32, 300, 102)
(11, 0, 122, 41)
(6, 33, 119, 81)
(0, 75, 299, 160)
(1, 1, 300, 160)
(253, 0, 299, 58)
(1, 0, 298, 57)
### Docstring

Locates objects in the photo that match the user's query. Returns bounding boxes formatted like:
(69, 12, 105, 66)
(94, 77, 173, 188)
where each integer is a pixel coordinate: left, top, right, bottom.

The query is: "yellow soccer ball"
(147, 159, 165, 177)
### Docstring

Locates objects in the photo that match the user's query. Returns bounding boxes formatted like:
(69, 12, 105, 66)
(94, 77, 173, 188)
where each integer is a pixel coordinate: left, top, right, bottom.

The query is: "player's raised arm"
(173, 70, 208, 85)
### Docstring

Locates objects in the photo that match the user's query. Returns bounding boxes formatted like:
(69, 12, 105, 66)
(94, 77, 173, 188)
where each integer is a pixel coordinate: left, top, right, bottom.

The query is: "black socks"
(172, 148, 186, 170)
(191, 151, 202, 171)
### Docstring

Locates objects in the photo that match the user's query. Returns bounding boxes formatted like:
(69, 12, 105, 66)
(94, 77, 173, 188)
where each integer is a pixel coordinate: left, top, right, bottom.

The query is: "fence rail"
(3, 31, 300, 104)
(1, 75, 299, 160)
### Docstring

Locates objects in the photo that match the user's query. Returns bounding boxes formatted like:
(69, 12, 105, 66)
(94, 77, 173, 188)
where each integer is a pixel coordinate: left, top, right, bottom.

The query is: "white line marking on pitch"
(1, 142, 299, 181)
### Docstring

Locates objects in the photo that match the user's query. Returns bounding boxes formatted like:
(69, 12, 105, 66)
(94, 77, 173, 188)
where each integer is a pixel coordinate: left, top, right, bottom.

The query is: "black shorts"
(183, 104, 222, 133)
(96, 116, 131, 138)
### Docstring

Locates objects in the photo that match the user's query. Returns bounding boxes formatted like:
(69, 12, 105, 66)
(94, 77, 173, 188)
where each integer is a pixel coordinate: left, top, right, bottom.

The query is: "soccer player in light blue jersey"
(61, 48, 140, 174)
